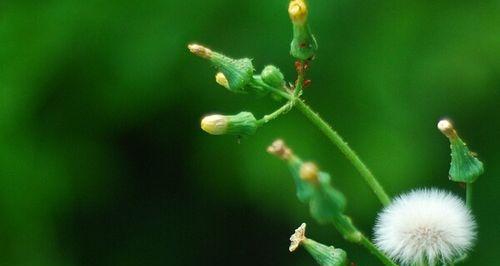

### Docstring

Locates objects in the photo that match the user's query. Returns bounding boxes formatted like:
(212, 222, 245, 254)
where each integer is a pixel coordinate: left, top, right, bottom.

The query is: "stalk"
(294, 98, 391, 206)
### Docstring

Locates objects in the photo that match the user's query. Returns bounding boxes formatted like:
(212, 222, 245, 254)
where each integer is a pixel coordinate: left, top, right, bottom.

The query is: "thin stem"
(466, 183, 473, 209)
(294, 99, 391, 206)
(257, 101, 294, 125)
(359, 236, 398, 266)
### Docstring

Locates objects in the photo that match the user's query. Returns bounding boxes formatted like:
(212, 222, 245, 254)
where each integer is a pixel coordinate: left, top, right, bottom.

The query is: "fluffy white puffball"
(374, 189, 476, 265)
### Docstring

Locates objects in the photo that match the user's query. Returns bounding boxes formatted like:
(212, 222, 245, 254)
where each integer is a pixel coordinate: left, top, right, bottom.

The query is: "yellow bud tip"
(300, 162, 319, 182)
(215, 72, 229, 89)
(288, 0, 308, 24)
(201, 114, 228, 135)
(289, 223, 307, 252)
(188, 43, 212, 59)
(267, 139, 293, 160)
(438, 119, 457, 139)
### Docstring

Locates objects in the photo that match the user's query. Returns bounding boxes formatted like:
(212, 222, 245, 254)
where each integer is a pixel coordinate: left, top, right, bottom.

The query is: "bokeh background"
(1, 0, 499, 265)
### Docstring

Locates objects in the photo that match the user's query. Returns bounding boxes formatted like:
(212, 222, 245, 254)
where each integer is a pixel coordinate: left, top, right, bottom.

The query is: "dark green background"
(1, 0, 499, 265)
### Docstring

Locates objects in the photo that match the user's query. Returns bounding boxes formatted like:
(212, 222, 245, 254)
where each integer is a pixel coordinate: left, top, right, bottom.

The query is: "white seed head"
(289, 223, 307, 252)
(374, 189, 476, 266)
(200, 114, 228, 135)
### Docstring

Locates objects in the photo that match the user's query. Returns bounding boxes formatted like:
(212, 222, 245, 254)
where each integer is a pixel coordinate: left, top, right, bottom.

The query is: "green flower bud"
(309, 172, 346, 224)
(289, 223, 348, 266)
(201, 112, 258, 136)
(288, 0, 318, 60)
(438, 119, 484, 183)
(289, 159, 316, 203)
(188, 44, 255, 94)
(261, 65, 285, 88)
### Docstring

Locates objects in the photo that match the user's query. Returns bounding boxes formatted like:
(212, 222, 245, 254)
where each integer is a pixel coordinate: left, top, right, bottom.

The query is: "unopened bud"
(201, 115, 228, 135)
(188, 44, 213, 59)
(438, 119, 484, 183)
(188, 43, 255, 93)
(300, 162, 319, 183)
(215, 72, 229, 89)
(288, 0, 308, 25)
(201, 112, 258, 136)
(438, 119, 457, 139)
(261, 65, 285, 88)
(288, 0, 317, 60)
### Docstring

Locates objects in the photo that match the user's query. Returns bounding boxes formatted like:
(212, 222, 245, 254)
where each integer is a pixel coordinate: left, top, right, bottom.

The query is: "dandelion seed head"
(374, 189, 476, 265)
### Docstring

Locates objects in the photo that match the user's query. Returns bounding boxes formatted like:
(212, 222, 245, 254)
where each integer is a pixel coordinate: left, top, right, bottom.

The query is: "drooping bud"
(438, 119, 484, 183)
(201, 112, 258, 136)
(188, 43, 257, 94)
(288, 0, 318, 60)
(270, 141, 362, 243)
(261, 65, 285, 88)
(188, 44, 212, 59)
(289, 223, 348, 266)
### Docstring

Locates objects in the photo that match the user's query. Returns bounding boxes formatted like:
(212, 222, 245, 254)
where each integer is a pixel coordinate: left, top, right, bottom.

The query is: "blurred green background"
(1, 0, 499, 265)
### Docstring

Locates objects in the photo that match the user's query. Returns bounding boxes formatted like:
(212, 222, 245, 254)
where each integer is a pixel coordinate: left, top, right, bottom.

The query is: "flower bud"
(300, 162, 319, 183)
(261, 65, 285, 88)
(288, 0, 308, 25)
(188, 44, 255, 93)
(215, 72, 229, 89)
(288, 0, 317, 60)
(289, 223, 348, 266)
(201, 112, 258, 136)
(309, 172, 346, 223)
(438, 119, 484, 183)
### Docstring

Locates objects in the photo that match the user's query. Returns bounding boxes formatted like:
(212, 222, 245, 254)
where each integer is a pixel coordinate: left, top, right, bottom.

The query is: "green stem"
(359, 236, 398, 266)
(466, 183, 472, 209)
(257, 101, 294, 125)
(294, 99, 391, 206)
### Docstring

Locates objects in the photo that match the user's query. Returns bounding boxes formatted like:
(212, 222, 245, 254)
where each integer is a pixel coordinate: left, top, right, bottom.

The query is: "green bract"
(201, 112, 258, 136)
(210, 53, 255, 93)
(303, 239, 348, 266)
(290, 23, 318, 60)
(309, 173, 346, 223)
(449, 137, 484, 183)
(288, 158, 316, 203)
(261, 65, 285, 88)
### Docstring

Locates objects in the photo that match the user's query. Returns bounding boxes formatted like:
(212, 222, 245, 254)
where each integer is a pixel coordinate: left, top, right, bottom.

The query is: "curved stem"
(294, 99, 391, 206)
(257, 101, 294, 125)
(359, 236, 398, 266)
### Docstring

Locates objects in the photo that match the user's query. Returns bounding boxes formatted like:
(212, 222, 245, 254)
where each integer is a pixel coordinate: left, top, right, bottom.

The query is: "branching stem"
(294, 98, 391, 206)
